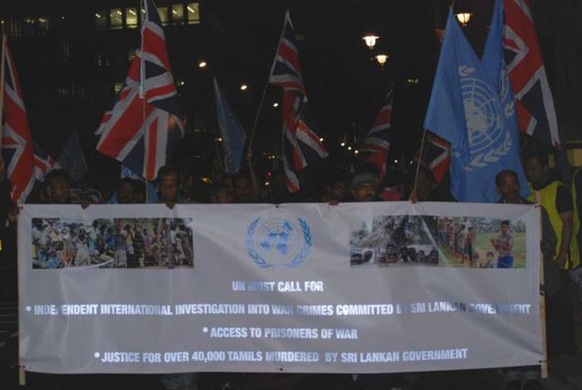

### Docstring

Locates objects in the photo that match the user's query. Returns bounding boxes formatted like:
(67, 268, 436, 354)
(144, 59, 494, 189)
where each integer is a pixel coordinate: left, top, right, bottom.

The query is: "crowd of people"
(1, 138, 582, 389)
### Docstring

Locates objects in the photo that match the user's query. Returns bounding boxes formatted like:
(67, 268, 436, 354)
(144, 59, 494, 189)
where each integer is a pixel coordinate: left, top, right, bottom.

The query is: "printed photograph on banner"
(31, 217, 194, 269)
(437, 217, 526, 269)
(350, 215, 439, 267)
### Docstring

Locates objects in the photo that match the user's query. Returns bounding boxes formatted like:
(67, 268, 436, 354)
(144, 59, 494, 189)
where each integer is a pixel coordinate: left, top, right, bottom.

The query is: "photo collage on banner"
(350, 215, 526, 269)
(31, 217, 194, 269)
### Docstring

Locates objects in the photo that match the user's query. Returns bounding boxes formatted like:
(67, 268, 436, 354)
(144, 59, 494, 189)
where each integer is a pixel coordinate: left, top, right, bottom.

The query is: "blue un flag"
(213, 78, 246, 175)
(424, 0, 529, 203)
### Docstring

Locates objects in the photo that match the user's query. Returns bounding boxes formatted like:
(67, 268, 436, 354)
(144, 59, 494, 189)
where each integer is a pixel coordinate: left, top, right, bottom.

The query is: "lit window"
(172, 4, 184, 25)
(126, 8, 138, 29)
(95, 11, 107, 30)
(157, 6, 169, 26)
(187, 3, 200, 25)
(110, 8, 123, 29)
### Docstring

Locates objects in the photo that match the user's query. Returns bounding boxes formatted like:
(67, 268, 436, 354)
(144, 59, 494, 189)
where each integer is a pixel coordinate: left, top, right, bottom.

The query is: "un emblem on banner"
(458, 65, 511, 171)
(246, 218, 312, 268)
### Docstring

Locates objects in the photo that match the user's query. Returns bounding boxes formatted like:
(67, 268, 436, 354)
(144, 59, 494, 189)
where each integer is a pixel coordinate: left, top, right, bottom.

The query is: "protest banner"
(19, 202, 542, 374)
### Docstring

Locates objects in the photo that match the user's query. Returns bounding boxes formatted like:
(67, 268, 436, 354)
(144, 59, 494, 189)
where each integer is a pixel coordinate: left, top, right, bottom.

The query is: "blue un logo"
(246, 218, 312, 268)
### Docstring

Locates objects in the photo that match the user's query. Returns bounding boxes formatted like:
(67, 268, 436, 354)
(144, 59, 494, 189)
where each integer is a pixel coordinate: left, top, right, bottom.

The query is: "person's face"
(234, 177, 251, 200)
(415, 172, 433, 200)
(212, 188, 233, 204)
(117, 181, 134, 204)
(46, 178, 70, 204)
(497, 173, 520, 203)
(353, 183, 378, 202)
(158, 174, 180, 203)
(329, 181, 346, 200)
(501, 224, 509, 234)
(523, 158, 546, 186)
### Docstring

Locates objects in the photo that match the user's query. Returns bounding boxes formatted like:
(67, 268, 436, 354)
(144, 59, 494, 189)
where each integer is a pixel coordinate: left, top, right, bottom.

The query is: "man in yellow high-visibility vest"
(524, 151, 579, 357)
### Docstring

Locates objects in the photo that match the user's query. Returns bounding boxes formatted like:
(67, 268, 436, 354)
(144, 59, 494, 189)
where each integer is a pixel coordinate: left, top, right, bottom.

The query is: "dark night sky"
(201, 0, 443, 163)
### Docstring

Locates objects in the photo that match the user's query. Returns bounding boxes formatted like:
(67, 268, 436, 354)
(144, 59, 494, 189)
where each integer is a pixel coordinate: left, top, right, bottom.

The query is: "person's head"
(117, 178, 139, 204)
(209, 181, 234, 204)
(156, 165, 182, 205)
(523, 152, 549, 186)
(324, 175, 347, 202)
(382, 168, 405, 201)
(495, 169, 521, 203)
(351, 165, 379, 202)
(414, 166, 436, 201)
(486, 251, 494, 260)
(231, 172, 254, 202)
(351, 173, 379, 201)
(501, 220, 510, 234)
(44, 169, 71, 204)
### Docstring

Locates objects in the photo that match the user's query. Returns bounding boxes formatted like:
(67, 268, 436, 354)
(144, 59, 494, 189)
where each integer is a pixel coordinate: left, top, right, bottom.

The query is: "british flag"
(95, 0, 184, 181)
(268, 11, 328, 193)
(504, 0, 560, 148)
(415, 133, 450, 186)
(33, 143, 59, 181)
(359, 88, 393, 182)
(1, 35, 34, 204)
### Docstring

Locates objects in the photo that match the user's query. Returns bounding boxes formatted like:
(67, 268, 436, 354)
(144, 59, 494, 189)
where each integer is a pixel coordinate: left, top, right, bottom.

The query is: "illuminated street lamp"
(362, 33, 379, 49)
(375, 53, 389, 66)
(455, 12, 472, 27)
(454, 0, 473, 28)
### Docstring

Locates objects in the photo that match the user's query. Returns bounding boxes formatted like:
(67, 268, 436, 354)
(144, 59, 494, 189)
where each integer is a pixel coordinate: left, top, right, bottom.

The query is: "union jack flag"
(423, 133, 450, 185)
(415, 133, 450, 186)
(95, 0, 184, 181)
(1, 35, 34, 204)
(359, 88, 393, 182)
(33, 143, 59, 182)
(268, 11, 328, 193)
(504, 0, 560, 148)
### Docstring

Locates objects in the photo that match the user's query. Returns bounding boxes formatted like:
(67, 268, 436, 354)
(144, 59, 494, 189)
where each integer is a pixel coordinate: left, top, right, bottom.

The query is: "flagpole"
(248, 9, 289, 153)
(139, 0, 149, 203)
(0, 34, 6, 150)
(10, 35, 25, 381)
(411, 128, 428, 199)
(535, 194, 549, 379)
(139, 0, 146, 100)
(247, 79, 269, 152)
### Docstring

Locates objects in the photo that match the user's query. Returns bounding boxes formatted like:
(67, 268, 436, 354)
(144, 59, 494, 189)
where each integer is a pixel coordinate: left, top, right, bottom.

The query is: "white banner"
(18, 202, 542, 374)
